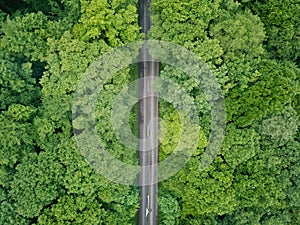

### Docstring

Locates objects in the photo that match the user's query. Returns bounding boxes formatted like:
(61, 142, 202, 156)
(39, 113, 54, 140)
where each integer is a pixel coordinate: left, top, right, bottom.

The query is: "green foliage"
(1, 12, 49, 61)
(23, 0, 65, 16)
(0, 104, 37, 181)
(150, 0, 221, 44)
(0, 0, 140, 223)
(159, 106, 181, 161)
(209, 6, 265, 60)
(37, 186, 138, 224)
(0, 57, 41, 109)
(159, 101, 208, 162)
(183, 214, 218, 225)
(220, 124, 260, 168)
(0, 9, 6, 22)
(252, 0, 300, 62)
(158, 189, 180, 225)
(226, 59, 299, 127)
(37, 194, 107, 225)
(209, 4, 265, 92)
(257, 106, 298, 147)
(0, 188, 29, 225)
(150, 0, 300, 224)
(9, 152, 65, 217)
(0, 0, 299, 224)
(161, 156, 236, 218)
(73, 0, 140, 44)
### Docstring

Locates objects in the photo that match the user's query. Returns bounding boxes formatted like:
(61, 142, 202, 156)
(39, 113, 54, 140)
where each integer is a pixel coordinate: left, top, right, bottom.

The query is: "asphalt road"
(138, 0, 159, 224)
(138, 48, 159, 225)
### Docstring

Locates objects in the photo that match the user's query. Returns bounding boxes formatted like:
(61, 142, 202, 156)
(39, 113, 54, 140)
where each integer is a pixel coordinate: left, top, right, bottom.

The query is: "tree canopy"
(0, 0, 299, 224)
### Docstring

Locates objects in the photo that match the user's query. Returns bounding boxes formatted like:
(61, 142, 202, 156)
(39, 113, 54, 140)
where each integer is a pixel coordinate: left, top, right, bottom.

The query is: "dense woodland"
(0, 0, 299, 224)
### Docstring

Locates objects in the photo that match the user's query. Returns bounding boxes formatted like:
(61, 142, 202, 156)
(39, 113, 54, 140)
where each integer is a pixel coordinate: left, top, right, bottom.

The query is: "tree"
(251, 0, 300, 63)
(1, 0, 141, 223)
(0, 0, 299, 223)
(226, 59, 299, 128)
(149, 0, 300, 223)
(158, 188, 181, 225)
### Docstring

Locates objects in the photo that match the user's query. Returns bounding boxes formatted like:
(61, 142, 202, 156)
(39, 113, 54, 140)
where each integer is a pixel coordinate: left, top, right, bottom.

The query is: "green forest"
(0, 0, 299, 224)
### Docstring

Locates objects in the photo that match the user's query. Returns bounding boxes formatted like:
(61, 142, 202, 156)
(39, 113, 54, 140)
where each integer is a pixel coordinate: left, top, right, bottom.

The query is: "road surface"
(137, 0, 159, 224)
(138, 51, 159, 225)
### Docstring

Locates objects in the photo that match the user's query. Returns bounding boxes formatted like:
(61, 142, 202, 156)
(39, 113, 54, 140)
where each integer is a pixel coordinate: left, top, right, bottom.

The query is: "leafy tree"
(73, 0, 140, 45)
(220, 124, 260, 169)
(0, 188, 29, 225)
(9, 151, 65, 218)
(251, 0, 300, 62)
(0, 57, 41, 110)
(1, 0, 141, 223)
(226, 59, 299, 128)
(209, 2, 265, 93)
(158, 189, 180, 225)
(0, 104, 36, 167)
(0, 0, 299, 224)
(150, 0, 300, 223)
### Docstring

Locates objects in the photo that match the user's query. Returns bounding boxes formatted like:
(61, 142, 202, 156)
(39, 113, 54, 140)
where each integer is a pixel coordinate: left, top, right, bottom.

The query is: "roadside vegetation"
(0, 0, 299, 224)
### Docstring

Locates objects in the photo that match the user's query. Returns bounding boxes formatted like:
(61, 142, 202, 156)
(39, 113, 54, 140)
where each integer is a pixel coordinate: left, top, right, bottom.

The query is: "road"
(138, 53, 159, 225)
(137, 0, 159, 224)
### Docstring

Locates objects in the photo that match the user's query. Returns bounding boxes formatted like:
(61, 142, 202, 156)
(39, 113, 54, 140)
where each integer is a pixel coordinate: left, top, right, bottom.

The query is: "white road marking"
(147, 80, 150, 92)
(146, 125, 150, 137)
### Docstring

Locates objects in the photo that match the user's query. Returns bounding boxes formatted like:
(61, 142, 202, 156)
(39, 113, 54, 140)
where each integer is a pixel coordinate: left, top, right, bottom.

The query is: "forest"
(0, 0, 299, 224)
